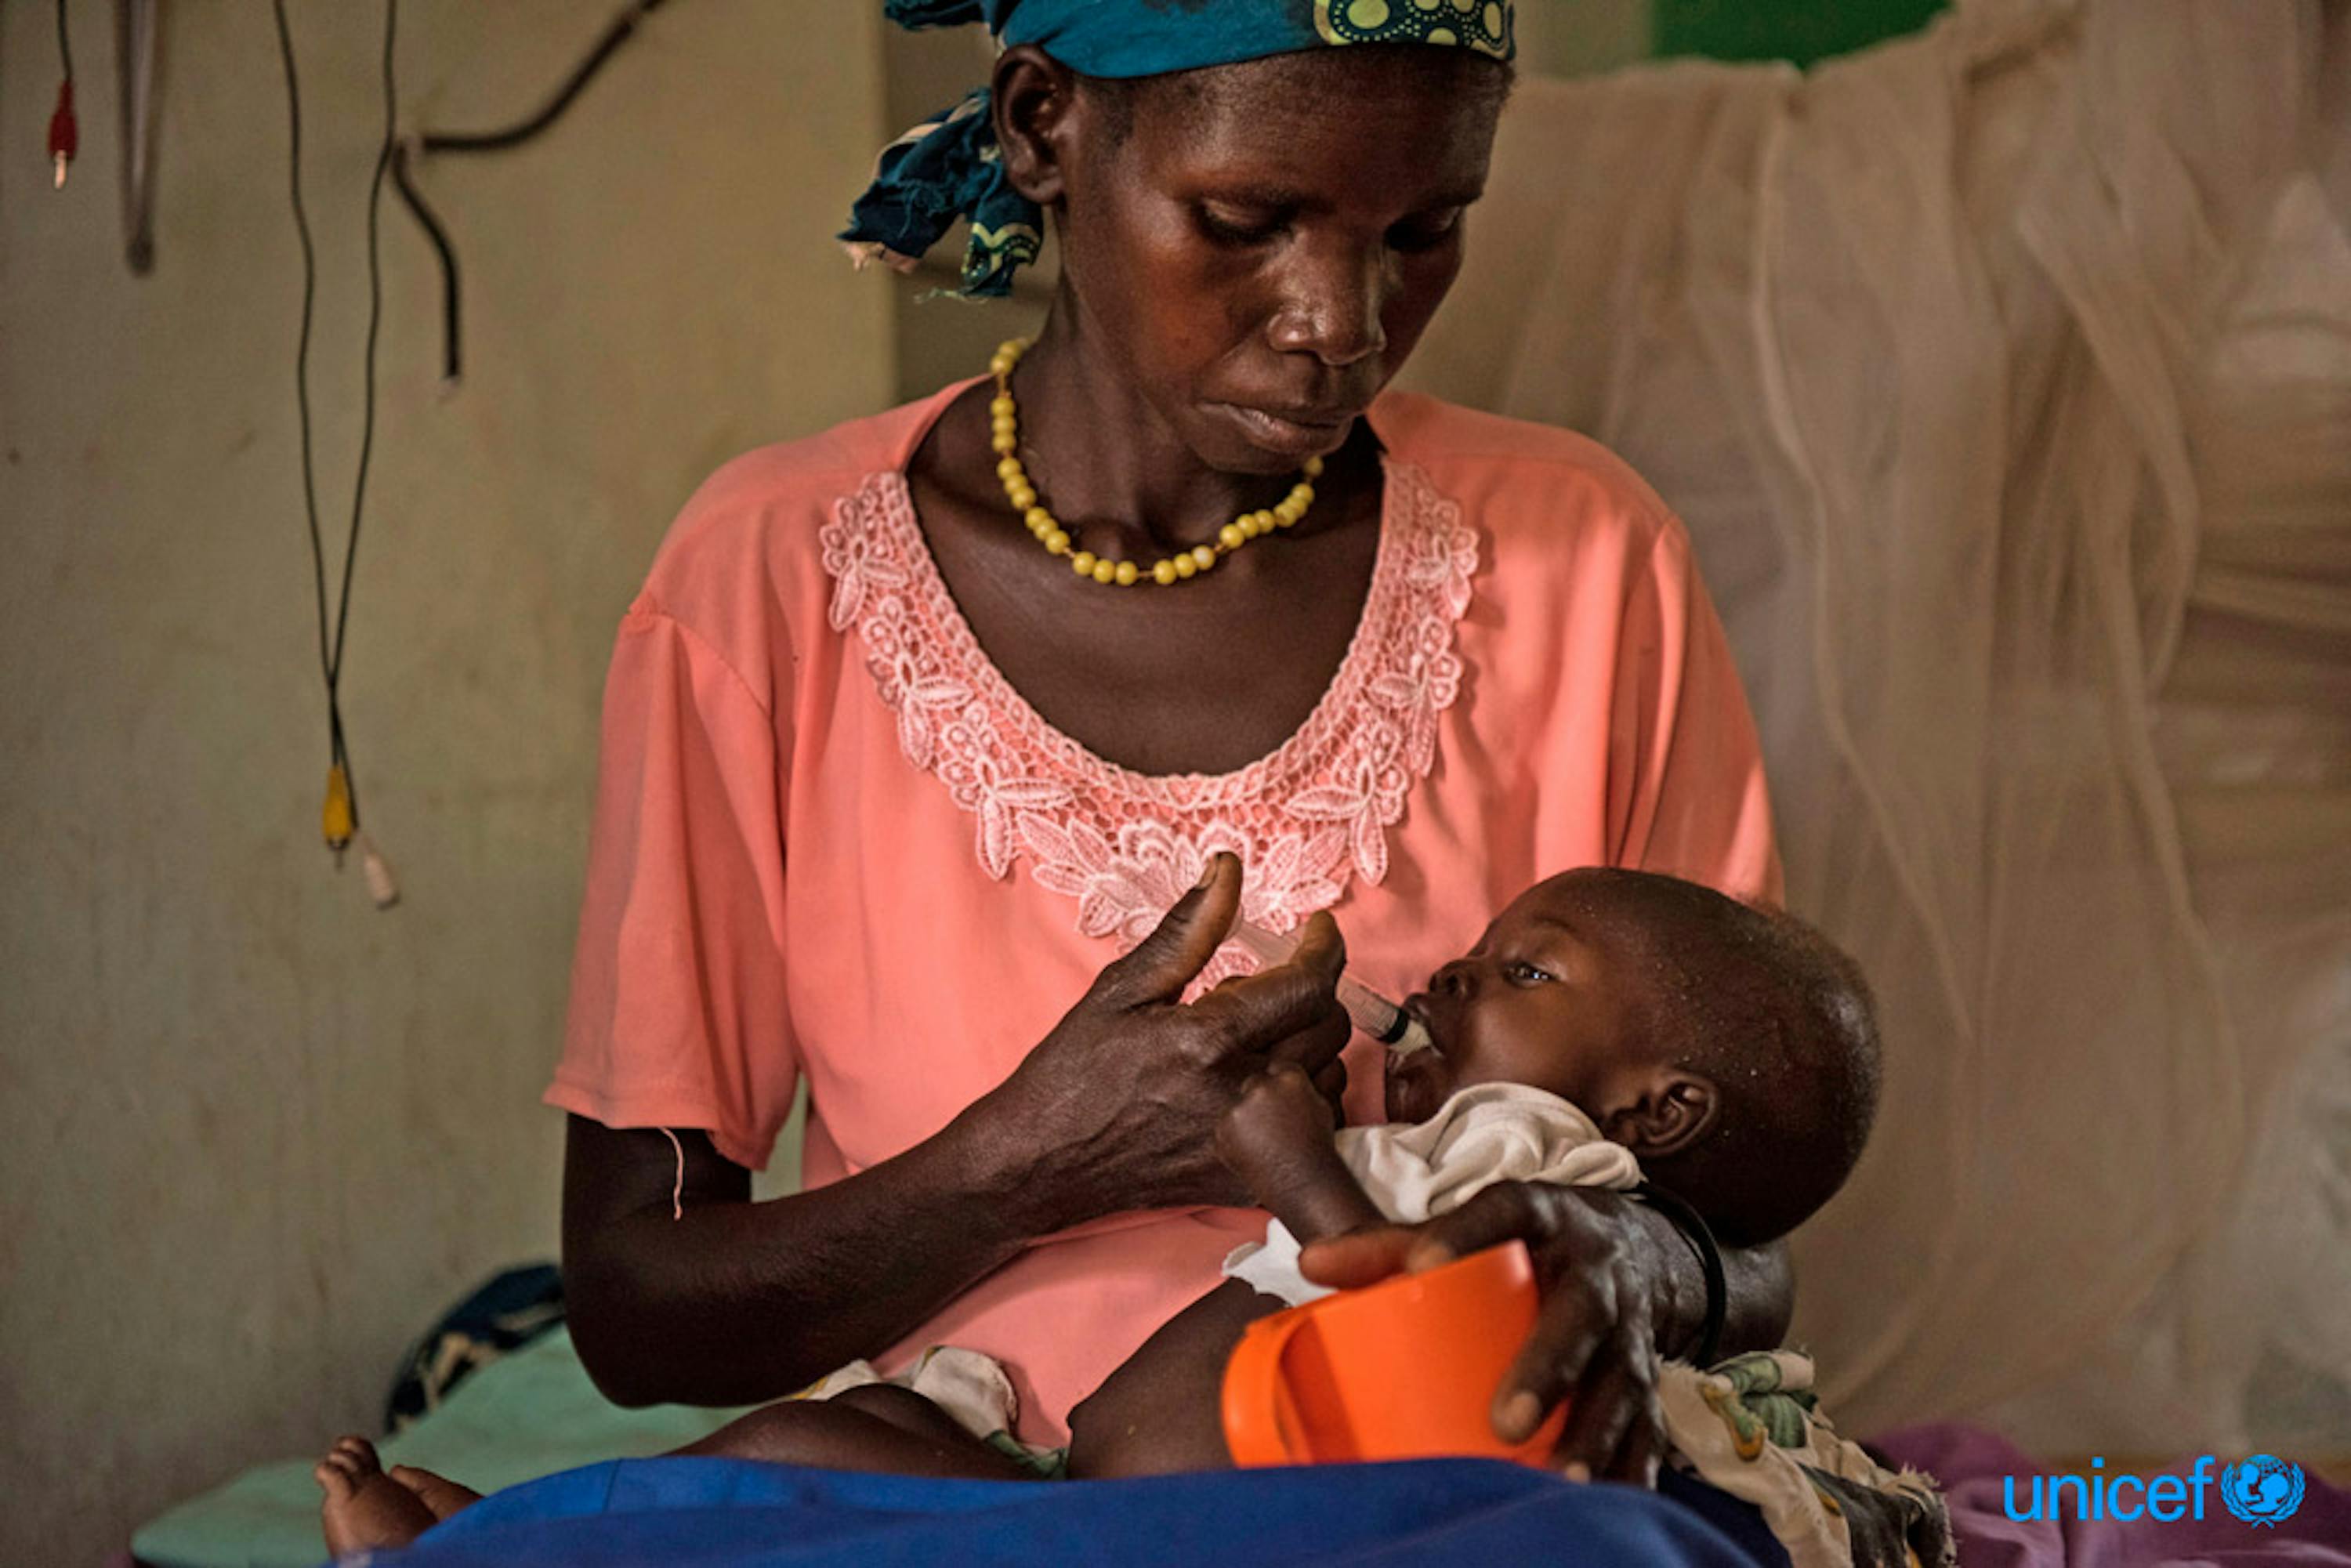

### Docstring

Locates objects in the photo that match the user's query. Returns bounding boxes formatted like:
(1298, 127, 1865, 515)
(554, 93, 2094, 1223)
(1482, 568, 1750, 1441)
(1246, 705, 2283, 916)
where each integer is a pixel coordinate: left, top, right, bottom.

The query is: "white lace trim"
(820, 462, 1477, 954)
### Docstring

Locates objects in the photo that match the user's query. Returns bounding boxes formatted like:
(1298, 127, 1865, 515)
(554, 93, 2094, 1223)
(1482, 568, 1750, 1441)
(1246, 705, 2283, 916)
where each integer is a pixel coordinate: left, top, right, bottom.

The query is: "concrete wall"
(0, 3, 889, 1561)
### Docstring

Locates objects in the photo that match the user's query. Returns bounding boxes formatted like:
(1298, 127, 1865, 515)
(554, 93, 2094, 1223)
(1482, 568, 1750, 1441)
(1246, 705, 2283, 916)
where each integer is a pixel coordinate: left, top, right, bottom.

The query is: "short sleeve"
(1607, 520, 1784, 904)
(545, 601, 798, 1171)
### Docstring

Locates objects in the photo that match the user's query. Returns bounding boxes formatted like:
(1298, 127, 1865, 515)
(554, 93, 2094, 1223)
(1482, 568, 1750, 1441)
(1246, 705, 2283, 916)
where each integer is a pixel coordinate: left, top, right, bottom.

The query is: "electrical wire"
(389, 143, 461, 385)
(49, 0, 79, 189)
(273, 0, 400, 869)
(389, 0, 673, 386)
(271, 5, 326, 722)
(265, 0, 657, 885)
(415, 0, 672, 155)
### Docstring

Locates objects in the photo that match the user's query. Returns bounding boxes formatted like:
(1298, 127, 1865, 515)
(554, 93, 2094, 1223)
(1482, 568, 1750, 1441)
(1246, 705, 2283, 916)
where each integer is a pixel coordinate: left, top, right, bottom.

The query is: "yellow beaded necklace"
(987, 338, 1324, 588)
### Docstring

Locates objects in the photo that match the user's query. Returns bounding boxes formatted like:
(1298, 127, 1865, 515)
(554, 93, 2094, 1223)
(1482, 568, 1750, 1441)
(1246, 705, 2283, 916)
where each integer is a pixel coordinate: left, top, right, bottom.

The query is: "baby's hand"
(1218, 1064, 1388, 1240)
(1216, 1063, 1339, 1178)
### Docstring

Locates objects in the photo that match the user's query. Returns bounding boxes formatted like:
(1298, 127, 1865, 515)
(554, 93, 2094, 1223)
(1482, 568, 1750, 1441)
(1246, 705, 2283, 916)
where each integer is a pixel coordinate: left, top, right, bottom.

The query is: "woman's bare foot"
(314, 1435, 480, 1557)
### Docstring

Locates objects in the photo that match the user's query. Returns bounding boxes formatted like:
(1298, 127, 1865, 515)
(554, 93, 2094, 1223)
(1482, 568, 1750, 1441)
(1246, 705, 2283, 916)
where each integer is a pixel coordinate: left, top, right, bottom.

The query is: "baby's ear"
(1601, 1071, 1719, 1159)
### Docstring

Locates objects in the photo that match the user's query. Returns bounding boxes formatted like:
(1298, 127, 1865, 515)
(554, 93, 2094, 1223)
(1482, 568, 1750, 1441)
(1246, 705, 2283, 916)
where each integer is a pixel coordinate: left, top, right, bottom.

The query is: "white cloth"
(794, 1345, 1023, 1441)
(1403, 0, 2351, 1452)
(1223, 1083, 1643, 1306)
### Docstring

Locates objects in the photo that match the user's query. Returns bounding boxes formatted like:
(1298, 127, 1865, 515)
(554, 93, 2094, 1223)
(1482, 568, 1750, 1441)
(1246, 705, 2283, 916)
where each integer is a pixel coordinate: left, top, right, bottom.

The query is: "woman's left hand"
(1298, 1182, 1672, 1487)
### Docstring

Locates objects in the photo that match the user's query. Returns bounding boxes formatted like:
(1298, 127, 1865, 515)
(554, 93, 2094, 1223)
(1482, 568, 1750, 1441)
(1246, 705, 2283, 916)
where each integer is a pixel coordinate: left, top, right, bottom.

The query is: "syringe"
(1225, 917, 1436, 1058)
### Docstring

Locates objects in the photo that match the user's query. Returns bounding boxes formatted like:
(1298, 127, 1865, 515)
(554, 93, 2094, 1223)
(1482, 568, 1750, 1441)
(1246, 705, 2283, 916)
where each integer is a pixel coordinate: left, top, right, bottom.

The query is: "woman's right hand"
(980, 853, 1351, 1222)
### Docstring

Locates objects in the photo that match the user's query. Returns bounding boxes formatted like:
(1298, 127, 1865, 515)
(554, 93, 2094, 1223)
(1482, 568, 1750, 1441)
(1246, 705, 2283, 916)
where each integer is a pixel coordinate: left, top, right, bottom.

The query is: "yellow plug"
(322, 764, 355, 854)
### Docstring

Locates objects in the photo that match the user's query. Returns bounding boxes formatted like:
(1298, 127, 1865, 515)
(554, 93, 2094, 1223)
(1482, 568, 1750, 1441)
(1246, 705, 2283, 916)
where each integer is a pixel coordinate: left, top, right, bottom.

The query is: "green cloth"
(1707, 1349, 1823, 1453)
(1654, 0, 1948, 70)
(131, 1328, 753, 1568)
(982, 1430, 1071, 1481)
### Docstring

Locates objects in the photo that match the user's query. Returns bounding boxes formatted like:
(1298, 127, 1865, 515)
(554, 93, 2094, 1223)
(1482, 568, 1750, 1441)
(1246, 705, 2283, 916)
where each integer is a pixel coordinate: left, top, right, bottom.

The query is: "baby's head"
(1389, 868, 1880, 1246)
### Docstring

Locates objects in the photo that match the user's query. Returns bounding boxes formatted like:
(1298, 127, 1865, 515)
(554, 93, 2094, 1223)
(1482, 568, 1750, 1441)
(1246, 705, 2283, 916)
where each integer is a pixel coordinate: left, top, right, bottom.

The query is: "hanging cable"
(415, 0, 672, 156)
(388, 0, 674, 387)
(388, 143, 461, 387)
(49, 0, 78, 189)
(264, 1, 664, 899)
(274, 0, 403, 908)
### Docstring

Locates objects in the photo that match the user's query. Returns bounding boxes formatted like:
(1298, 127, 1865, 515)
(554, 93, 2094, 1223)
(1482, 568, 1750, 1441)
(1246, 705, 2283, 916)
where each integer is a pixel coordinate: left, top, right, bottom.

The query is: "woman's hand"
(1298, 1182, 1676, 1487)
(980, 854, 1352, 1223)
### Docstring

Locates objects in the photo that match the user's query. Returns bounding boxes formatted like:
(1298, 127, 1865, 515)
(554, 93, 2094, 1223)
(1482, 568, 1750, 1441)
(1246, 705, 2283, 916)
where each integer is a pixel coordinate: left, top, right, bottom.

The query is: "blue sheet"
(350, 1456, 1789, 1566)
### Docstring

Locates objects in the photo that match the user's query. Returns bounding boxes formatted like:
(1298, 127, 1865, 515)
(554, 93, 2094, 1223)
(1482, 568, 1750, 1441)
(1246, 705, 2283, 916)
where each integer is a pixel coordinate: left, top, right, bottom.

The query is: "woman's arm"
(563, 857, 1353, 1408)
(564, 1114, 1058, 1408)
(1628, 1199, 1793, 1356)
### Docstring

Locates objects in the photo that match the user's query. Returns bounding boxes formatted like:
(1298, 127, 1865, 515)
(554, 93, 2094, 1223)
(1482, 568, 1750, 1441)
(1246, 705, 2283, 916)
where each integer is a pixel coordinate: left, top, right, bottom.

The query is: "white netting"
(1407, 0, 2351, 1452)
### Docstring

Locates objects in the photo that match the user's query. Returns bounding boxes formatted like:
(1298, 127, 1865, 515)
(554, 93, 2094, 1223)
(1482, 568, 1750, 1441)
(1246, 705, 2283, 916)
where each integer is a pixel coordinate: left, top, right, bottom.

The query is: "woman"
(552, 0, 1785, 1488)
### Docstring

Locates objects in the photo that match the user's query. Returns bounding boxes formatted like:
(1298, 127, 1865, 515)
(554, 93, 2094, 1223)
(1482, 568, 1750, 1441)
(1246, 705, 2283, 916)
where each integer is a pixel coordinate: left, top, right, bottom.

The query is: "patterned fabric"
(1315, 0, 1515, 53)
(384, 1264, 567, 1434)
(820, 458, 1476, 957)
(840, 89, 1042, 300)
(1659, 1351, 1954, 1568)
(841, 0, 1514, 296)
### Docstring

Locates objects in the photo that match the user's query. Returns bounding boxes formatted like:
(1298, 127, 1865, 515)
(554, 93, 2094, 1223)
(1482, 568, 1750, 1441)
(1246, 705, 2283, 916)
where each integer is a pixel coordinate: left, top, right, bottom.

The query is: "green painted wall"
(1654, 0, 1949, 67)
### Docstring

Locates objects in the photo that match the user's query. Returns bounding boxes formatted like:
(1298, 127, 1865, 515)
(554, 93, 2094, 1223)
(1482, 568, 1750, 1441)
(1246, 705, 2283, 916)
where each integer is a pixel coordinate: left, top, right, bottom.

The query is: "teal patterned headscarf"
(842, 0, 1516, 298)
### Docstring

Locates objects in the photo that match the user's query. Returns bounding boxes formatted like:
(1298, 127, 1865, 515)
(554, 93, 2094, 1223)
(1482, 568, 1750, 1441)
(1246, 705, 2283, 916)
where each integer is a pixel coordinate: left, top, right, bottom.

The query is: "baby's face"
(1386, 871, 1653, 1126)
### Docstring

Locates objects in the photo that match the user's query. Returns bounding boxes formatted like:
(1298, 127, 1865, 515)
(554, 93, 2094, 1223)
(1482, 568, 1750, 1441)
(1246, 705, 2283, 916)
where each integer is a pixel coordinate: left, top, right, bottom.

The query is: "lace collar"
(819, 440, 1477, 951)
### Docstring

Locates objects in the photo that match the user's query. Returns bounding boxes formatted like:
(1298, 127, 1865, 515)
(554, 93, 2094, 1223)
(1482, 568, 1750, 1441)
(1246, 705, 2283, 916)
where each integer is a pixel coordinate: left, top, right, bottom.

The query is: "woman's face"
(1046, 49, 1507, 475)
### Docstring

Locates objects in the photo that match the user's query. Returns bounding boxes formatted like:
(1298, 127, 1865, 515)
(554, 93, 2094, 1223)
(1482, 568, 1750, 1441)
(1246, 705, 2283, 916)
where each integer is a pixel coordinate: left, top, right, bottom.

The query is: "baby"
(317, 867, 1885, 1555)
(1067, 864, 1882, 1476)
(1231, 859, 1880, 1280)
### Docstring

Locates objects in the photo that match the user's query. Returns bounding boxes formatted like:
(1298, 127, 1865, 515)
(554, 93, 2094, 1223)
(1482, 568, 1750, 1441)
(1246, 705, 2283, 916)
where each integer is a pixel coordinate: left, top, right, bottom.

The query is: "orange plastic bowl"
(1222, 1240, 1567, 1468)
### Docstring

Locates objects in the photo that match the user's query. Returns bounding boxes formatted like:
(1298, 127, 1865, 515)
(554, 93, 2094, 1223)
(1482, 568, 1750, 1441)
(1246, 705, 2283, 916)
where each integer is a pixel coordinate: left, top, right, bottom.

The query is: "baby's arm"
(1067, 1066, 1383, 1479)
(1214, 1064, 1387, 1242)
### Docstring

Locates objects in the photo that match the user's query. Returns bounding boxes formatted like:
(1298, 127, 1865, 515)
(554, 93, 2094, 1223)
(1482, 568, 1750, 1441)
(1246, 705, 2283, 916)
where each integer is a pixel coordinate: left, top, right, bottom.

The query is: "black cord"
(273, 0, 645, 854)
(56, 0, 74, 83)
(274, 0, 400, 846)
(393, 0, 672, 383)
(335, 0, 400, 704)
(271, 4, 329, 710)
(1633, 1181, 1728, 1368)
(389, 143, 460, 385)
(415, 0, 672, 155)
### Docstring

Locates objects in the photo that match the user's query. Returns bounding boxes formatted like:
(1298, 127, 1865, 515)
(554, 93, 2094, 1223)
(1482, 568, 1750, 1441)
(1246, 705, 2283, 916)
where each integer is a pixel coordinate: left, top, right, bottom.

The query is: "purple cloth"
(1872, 1423, 2351, 1566)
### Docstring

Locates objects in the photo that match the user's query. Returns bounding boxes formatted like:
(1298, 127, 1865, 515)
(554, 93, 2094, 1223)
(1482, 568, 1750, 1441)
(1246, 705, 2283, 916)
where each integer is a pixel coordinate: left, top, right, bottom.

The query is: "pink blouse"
(548, 381, 1779, 1443)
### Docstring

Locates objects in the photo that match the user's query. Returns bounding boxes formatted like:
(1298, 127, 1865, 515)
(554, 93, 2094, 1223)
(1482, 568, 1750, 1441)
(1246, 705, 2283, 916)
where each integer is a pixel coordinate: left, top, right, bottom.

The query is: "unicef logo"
(2222, 1456, 2306, 1526)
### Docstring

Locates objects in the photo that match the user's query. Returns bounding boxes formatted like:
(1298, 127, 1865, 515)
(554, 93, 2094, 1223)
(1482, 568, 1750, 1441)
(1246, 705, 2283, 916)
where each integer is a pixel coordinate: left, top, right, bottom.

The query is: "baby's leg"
(676, 1383, 1038, 1480)
(1066, 1279, 1279, 1478)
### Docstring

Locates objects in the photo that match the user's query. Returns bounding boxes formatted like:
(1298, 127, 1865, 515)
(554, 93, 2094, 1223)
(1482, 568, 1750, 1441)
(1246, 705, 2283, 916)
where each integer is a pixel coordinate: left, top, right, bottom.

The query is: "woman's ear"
(991, 45, 1082, 207)
(1602, 1072, 1719, 1159)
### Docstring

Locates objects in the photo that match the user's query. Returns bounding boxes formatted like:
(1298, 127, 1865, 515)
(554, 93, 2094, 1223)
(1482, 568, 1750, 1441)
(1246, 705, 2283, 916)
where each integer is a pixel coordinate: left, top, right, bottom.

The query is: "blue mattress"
(357, 1453, 1788, 1566)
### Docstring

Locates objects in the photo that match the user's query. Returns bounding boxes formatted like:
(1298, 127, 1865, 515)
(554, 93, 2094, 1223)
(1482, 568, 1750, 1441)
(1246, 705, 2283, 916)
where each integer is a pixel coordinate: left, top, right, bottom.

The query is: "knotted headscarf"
(842, 0, 1516, 298)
